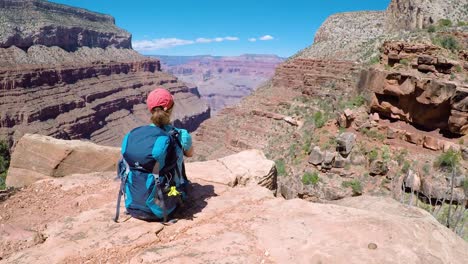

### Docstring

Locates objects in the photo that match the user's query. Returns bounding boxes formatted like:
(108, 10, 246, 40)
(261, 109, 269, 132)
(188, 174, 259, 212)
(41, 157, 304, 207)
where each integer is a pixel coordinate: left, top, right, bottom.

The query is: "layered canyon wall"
(194, 0, 468, 152)
(0, 0, 210, 147)
(0, 0, 131, 50)
(156, 55, 284, 114)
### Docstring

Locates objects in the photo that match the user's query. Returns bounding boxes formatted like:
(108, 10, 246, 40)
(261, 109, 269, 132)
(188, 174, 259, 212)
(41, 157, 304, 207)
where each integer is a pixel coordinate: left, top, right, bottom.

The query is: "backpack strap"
(156, 181, 168, 223)
(114, 157, 129, 223)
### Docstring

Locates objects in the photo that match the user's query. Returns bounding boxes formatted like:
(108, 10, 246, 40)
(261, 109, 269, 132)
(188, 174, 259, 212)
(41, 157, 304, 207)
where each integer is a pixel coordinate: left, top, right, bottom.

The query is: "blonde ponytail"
(150, 107, 171, 127)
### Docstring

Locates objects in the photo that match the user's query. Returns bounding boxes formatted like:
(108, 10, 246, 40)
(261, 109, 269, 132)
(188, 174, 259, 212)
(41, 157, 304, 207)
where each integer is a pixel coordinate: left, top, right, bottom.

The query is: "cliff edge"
(1, 134, 467, 263)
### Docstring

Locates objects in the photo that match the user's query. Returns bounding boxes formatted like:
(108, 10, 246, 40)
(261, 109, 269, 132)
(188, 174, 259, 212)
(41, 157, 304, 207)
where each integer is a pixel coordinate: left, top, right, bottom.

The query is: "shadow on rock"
(172, 182, 217, 221)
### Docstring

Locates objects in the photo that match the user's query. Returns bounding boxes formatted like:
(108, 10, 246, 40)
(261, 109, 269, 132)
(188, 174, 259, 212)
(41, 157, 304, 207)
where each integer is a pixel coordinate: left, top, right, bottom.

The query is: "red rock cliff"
(0, 1, 210, 147)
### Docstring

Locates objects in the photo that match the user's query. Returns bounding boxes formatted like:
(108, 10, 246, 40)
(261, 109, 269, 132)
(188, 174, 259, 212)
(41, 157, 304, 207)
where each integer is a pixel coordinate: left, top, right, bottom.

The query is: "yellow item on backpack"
(168, 186, 180, 196)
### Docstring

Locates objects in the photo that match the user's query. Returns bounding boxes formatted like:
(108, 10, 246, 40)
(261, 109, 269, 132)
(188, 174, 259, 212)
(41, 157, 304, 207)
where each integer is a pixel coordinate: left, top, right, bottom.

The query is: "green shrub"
(440, 36, 460, 52)
(343, 95, 367, 109)
(360, 128, 385, 141)
(463, 179, 468, 194)
(0, 172, 5, 190)
(276, 159, 286, 176)
(399, 59, 409, 66)
(454, 65, 462, 73)
(457, 21, 467, 27)
(422, 163, 431, 175)
(381, 146, 391, 162)
(0, 140, 9, 190)
(402, 160, 411, 173)
(435, 149, 460, 171)
(395, 149, 408, 165)
(302, 172, 320, 185)
(313, 111, 327, 128)
(342, 180, 363, 195)
(302, 135, 312, 155)
(438, 19, 453, 27)
(367, 148, 379, 162)
(427, 25, 436, 32)
(369, 56, 380, 64)
(288, 143, 298, 158)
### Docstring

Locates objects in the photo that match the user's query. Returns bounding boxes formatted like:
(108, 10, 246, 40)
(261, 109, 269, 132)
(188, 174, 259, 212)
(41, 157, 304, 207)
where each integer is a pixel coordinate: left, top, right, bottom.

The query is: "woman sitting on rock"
(115, 88, 193, 222)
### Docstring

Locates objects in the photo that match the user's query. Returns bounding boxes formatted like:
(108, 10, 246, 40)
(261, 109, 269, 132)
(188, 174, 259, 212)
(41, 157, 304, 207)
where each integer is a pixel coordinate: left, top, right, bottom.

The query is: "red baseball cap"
(146, 88, 174, 111)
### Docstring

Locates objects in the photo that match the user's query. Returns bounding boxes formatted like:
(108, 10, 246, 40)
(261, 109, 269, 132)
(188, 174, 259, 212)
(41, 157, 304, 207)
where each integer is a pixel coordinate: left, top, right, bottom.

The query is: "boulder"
(423, 136, 441, 151)
(322, 151, 336, 170)
(369, 160, 389, 176)
(421, 177, 465, 204)
(333, 155, 348, 168)
(445, 172, 466, 188)
(405, 132, 424, 146)
(336, 132, 356, 157)
(417, 64, 436, 73)
(187, 149, 277, 190)
(370, 112, 380, 122)
(443, 142, 461, 152)
(404, 170, 421, 191)
(308, 146, 324, 165)
(350, 154, 366, 166)
(418, 55, 436, 65)
(6, 134, 120, 188)
(462, 146, 468, 161)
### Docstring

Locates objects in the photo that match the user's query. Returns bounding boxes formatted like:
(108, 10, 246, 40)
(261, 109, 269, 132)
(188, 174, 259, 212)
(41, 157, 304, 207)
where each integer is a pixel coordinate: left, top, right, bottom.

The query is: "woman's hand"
(184, 146, 194, 157)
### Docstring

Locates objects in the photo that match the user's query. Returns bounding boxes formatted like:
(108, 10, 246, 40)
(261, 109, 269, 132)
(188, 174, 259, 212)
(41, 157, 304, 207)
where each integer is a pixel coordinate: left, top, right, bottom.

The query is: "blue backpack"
(114, 125, 187, 223)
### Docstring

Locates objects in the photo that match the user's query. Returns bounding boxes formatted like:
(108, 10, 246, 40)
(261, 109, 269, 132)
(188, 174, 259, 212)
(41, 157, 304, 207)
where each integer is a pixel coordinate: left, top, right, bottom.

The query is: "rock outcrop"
(295, 0, 468, 62)
(0, 0, 210, 147)
(0, 0, 131, 51)
(1, 136, 467, 263)
(386, 0, 468, 32)
(5, 134, 120, 188)
(359, 41, 468, 135)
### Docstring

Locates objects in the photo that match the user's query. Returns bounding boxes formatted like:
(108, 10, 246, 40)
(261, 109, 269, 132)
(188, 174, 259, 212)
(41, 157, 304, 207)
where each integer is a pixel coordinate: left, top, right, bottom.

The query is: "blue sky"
(49, 0, 390, 57)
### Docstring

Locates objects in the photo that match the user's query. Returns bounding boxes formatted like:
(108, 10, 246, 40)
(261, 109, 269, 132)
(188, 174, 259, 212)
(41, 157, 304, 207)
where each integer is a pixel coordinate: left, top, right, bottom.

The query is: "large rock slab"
(6, 134, 120, 187)
(1, 140, 467, 263)
(186, 149, 277, 190)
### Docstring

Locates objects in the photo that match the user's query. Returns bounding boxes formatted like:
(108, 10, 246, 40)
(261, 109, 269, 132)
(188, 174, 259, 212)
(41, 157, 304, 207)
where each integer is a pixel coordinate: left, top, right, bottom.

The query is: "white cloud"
(248, 38, 257, 42)
(134, 36, 241, 51)
(195, 38, 212, 43)
(133, 38, 194, 51)
(224, 36, 239, 41)
(259, 35, 274, 41)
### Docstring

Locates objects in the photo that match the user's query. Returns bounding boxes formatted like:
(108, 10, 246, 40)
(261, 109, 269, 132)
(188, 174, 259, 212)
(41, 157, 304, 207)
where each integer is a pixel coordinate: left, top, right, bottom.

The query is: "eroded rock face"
(360, 41, 468, 135)
(0, 0, 131, 51)
(193, 58, 360, 161)
(386, 0, 468, 31)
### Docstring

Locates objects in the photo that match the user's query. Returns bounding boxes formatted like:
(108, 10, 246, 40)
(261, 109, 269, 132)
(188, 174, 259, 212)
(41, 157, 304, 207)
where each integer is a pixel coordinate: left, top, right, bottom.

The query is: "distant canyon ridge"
(152, 55, 285, 114)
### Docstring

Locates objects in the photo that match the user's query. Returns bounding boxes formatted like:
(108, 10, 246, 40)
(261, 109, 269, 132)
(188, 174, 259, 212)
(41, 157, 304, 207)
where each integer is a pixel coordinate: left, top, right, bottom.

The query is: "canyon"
(0, 0, 467, 261)
(191, 0, 468, 237)
(0, 0, 210, 147)
(154, 54, 284, 114)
